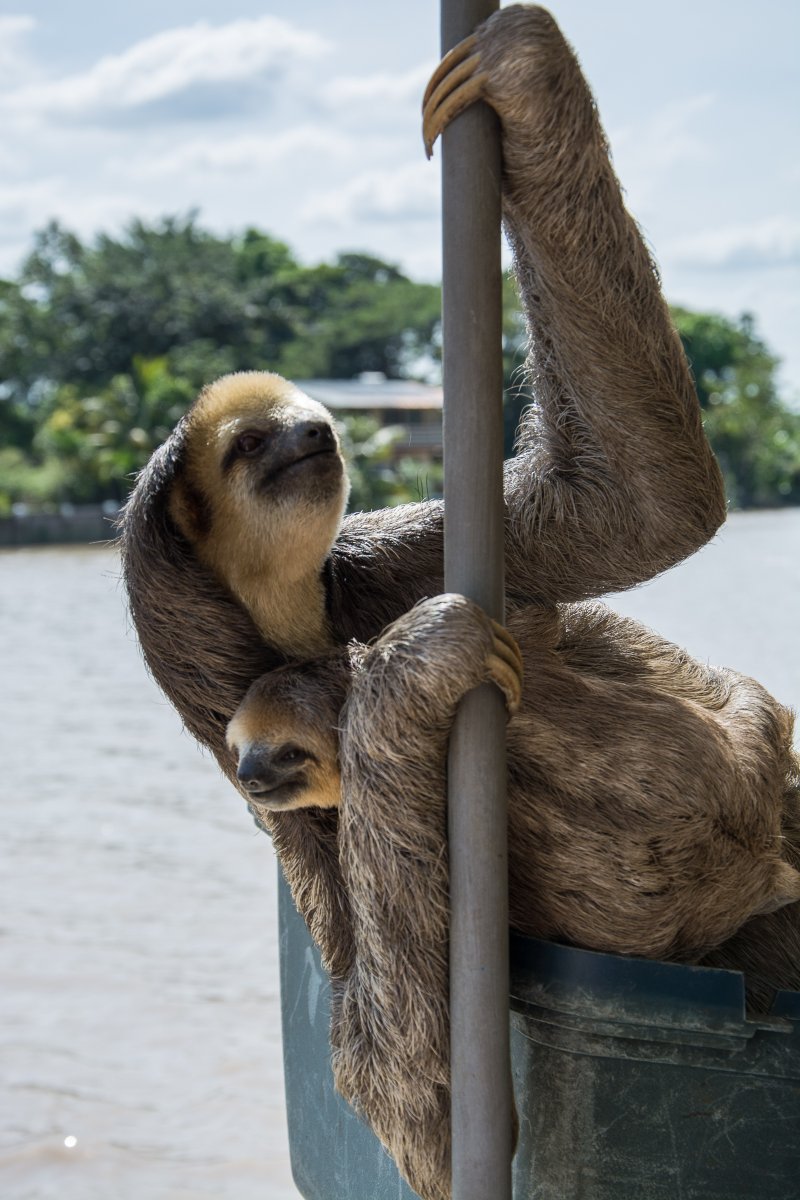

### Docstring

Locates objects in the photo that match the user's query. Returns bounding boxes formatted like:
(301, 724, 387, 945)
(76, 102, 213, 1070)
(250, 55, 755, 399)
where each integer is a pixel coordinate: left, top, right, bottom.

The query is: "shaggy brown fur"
(121, 3, 726, 759)
(117, 6, 800, 1198)
(227, 597, 800, 1200)
(233, 599, 800, 960)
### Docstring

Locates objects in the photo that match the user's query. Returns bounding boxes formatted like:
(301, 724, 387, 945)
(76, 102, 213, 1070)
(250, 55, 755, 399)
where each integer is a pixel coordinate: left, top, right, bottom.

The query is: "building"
(296, 374, 443, 461)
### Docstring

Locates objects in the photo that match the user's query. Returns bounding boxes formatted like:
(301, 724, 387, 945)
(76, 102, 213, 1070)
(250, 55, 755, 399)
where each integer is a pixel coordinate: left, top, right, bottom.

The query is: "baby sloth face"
(226, 660, 346, 812)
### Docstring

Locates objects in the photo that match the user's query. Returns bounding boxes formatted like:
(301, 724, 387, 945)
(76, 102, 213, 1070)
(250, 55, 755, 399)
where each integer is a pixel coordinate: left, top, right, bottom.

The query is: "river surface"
(1, 509, 799, 1200)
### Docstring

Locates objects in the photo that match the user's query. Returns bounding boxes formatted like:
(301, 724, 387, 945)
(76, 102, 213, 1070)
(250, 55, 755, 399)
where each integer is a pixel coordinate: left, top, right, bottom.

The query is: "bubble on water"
(64, 1135, 78, 1149)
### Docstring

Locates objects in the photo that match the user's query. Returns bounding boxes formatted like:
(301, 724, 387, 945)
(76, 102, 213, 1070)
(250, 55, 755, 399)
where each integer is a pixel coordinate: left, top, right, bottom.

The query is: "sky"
(1, 0, 798, 393)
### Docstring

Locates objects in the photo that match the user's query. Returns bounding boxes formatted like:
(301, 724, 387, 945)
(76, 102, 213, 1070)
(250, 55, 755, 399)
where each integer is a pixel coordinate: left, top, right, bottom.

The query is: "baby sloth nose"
(236, 743, 310, 794)
(237, 748, 280, 792)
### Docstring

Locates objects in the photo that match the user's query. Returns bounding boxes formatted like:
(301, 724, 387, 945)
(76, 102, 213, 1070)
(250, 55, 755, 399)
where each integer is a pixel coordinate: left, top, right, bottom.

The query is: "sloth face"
(218, 402, 345, 508)
(226, 663, 345, 811)
(190, 373, 349, 532)
(232, 738, 336, 810)
(168, 372, 351, 600)
(228, 733, 342, 811)
(236, 737, 313, 808)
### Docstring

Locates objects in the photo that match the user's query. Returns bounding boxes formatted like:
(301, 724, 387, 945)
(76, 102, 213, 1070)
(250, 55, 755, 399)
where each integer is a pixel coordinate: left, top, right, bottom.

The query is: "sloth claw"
(422, 33, 477, 109)
(422, 34, 489, 158)
(487, 620, 523, 715)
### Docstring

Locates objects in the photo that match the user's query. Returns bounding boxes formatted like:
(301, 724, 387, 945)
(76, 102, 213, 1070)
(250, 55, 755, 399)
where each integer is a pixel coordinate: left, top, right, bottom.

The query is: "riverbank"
(0, 505, 118, 547)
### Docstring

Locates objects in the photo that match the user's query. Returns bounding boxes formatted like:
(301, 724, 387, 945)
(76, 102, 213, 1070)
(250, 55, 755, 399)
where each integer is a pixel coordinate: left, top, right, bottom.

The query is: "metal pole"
(440, 2, 511, 1199)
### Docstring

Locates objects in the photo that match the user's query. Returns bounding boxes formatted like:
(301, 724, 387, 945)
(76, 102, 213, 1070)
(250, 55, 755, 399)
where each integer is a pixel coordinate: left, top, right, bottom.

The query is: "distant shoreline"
(3, 499, 800, 549)
(0, 505, 118, 547)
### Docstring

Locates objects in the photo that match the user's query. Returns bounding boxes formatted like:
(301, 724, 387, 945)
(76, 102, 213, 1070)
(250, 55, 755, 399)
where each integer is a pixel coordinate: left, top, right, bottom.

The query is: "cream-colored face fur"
(227, 695, 342, 812)
(168, 371, 351, 655)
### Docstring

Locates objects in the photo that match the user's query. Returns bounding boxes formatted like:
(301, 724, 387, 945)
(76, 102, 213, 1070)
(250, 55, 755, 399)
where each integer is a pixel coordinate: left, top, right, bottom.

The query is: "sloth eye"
(276, 744, 307, 767)
(235, 431, 265, 456)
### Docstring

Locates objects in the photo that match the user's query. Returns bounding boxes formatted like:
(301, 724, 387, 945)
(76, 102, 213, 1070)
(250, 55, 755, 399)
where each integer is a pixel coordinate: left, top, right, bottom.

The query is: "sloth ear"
(145, 416, 212, 543)
(117, 416, 189, 539)
(146, 416, 189, 500)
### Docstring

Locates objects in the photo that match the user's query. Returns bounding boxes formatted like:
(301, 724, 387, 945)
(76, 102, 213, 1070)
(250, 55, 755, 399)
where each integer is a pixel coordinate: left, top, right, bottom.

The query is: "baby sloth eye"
(276, 744, 308, 767)
(236, 431, 265, 456)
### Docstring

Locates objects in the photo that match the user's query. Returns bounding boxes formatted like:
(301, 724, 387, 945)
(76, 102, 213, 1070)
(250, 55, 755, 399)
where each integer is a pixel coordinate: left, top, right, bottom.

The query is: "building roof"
(295, 375, 443, 412)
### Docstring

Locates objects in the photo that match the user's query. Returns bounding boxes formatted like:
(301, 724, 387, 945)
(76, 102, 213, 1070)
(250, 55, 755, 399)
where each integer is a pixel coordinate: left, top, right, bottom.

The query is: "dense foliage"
(0, 215, 797, 515)
(672, 308, 800, 508)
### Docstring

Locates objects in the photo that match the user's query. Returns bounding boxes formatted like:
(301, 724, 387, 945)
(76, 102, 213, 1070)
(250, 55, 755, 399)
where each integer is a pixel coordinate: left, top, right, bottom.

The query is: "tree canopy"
(0, 215, 797, 515)
(671, 308, 800, 507)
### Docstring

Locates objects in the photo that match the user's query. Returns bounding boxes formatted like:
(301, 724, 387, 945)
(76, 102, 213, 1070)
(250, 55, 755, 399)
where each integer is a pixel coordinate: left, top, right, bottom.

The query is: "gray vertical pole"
(440, 2, 512, 1200)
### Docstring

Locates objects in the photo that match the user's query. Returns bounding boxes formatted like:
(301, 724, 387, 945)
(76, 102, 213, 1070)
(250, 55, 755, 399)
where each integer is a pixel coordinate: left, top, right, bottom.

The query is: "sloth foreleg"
(331, 594, 518, 1200)
(424, 5, 726, 606)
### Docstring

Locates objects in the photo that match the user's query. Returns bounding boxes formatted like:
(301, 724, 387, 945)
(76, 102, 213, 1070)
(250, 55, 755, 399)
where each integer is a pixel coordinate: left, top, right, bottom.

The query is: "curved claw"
(422, 33, 489, 159)
(422, 34, 478, 109)
(487, 619, 524, 716)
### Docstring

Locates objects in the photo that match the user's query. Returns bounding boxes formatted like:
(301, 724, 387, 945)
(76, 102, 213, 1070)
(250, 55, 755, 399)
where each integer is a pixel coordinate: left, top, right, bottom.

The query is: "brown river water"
(1, 509, 799, 1199)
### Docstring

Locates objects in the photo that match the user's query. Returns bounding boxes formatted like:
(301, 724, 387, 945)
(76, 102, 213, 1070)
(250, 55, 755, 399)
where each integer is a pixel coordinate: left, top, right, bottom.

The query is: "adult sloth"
(121, 3, 727, 772)
(120, 8, 800, 1196)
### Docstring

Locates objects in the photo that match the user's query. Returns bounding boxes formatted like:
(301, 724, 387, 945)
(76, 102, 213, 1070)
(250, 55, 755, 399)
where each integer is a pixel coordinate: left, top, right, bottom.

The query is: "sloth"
(228, 596, 800, 964)
(119, 8, 800, 1199)
(225, 597, 799, 1200)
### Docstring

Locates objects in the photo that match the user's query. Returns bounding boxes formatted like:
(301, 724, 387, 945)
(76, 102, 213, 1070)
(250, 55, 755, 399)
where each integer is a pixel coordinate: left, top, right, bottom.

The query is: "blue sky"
(2, 1, 798, 392)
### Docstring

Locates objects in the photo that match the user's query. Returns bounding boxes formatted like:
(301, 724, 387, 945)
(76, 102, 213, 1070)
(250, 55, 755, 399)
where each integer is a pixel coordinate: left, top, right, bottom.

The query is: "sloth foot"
(422, 34, 489, 158)
(486, 619, 523, 716)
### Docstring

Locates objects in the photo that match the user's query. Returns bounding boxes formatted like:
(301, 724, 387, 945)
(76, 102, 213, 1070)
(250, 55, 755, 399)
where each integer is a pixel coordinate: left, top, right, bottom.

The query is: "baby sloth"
(227, 592, 800, 1200)
(227, 613, 522, 813)
(227, 593, 800, 965)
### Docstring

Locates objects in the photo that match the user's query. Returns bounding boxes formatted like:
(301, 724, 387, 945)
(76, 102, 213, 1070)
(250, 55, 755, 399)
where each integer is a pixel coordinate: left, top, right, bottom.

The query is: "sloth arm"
(485, 7, 726, 603)
(330, 595, 507, 1200)
(330, 6, 725, 633)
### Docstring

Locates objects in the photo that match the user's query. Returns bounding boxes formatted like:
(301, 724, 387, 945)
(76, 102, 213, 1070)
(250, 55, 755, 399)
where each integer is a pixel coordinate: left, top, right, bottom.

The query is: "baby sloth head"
(226, 655, 350, 812)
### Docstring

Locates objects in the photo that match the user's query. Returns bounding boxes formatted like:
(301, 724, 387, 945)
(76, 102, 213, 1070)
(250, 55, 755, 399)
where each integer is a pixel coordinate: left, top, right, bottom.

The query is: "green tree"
(32, 359, 194, 504)
(3, 216, 798, 513)
(272, 252, 441, 381)
(673, 309, 800, 507)
(1, 218, 443, 396)
(12, 217, 263, 390)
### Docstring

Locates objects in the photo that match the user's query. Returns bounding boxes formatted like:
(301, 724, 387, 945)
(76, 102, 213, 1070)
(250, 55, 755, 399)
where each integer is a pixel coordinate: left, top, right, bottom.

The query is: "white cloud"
(323, 62, 432, 109)
(0, 16, 328, 125)
(0, 14, 37, 85)
(666, 217, 800, 271)
(0, 177, 160, 267)
(138, 127, 355, 177)
(303, 160, 439, 226)
(0, 14, 35, 39)
(0, 178, 60, 248)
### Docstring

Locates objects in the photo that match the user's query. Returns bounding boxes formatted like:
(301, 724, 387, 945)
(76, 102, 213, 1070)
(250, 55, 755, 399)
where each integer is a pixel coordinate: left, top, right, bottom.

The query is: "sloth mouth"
(246, 778, 307, 809)
(259, 447, 339, 490)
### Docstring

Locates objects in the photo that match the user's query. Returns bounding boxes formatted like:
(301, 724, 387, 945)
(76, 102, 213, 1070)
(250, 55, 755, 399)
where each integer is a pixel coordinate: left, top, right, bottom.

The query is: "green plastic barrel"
(278, 872, 800, 1199)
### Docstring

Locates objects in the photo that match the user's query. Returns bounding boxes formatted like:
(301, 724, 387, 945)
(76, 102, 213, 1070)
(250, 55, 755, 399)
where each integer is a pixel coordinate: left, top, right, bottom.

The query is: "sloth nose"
(237, 749, 279, 791)
(297, 419, 335, 449)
